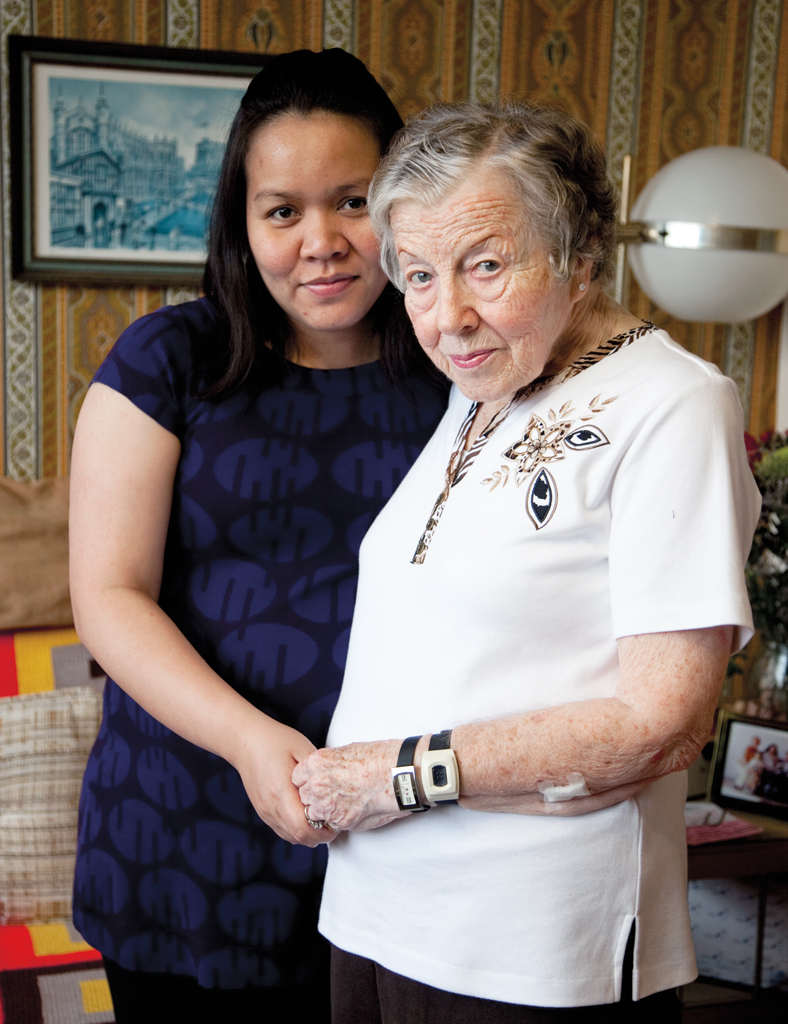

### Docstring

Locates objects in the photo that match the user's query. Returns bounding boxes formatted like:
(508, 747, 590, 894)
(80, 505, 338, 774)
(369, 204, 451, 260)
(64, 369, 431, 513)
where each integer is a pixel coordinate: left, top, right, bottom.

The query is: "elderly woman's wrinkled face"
(392, 169, 588, 408)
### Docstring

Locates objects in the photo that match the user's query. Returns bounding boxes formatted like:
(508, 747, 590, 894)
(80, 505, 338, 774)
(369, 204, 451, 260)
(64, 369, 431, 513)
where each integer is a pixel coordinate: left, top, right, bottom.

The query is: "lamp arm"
(616, 220, 788, 253)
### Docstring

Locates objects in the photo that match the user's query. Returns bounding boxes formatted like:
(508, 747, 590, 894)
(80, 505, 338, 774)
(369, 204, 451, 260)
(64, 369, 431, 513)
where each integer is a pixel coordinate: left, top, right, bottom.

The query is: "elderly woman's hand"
(293, 739, 411, 832)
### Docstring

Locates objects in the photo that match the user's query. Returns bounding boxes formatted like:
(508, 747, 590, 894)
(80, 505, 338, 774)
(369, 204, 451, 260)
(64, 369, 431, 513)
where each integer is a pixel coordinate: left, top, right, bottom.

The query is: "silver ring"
(304, 805, 325, 830)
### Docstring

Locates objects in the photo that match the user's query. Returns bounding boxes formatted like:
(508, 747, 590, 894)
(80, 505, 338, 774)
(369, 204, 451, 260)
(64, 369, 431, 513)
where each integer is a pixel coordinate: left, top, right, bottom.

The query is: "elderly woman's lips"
(302, 275, 356, 297)
(450, 350, 494, 369)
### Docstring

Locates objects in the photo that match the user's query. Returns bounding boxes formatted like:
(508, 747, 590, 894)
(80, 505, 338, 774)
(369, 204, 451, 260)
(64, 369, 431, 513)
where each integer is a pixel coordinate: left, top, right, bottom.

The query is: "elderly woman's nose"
(300, 213, 349, 260)
(435, 280, 479, 335)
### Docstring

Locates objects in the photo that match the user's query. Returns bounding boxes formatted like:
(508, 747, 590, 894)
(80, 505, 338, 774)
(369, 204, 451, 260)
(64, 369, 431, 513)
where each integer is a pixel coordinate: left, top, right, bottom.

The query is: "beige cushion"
(0, 477, 72, 628)
(0, 688, 101, 924)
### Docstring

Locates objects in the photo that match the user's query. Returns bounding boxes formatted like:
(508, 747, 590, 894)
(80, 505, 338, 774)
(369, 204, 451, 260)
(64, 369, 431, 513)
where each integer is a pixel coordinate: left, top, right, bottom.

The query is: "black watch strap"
(397, 734, 423, 766)
(392, 736, 429, 812)
(429, 729, 453, 751)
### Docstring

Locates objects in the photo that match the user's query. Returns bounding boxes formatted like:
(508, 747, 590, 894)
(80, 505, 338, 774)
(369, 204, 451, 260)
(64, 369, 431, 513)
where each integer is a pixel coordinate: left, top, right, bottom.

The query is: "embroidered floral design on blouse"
(487, 397, 616, 529)
(484, 394, 616, 491)
(410, 321, 657, 562)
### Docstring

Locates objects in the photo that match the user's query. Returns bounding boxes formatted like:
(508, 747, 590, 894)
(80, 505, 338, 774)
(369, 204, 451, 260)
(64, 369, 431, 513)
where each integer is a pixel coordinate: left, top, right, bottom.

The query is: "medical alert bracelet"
(392, 731, 460, 812)
(423, 729, 460, 803)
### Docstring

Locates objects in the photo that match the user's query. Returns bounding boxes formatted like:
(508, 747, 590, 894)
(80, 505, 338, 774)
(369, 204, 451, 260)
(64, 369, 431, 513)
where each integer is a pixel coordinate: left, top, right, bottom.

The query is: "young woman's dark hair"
(202, 47, 431, 396)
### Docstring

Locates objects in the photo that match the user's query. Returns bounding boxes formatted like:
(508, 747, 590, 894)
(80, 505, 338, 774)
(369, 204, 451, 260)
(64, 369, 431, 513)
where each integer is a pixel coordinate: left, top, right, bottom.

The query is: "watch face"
(396, 771, 418, 807)
(393, 767, 424, 810)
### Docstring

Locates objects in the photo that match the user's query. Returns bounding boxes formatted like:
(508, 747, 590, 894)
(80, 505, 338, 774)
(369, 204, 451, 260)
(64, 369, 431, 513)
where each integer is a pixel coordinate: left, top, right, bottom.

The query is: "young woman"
(69, 49, 446, 1023)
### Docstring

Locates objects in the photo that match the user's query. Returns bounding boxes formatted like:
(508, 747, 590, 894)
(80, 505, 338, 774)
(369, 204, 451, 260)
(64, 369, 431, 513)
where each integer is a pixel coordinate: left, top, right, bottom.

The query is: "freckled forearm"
(451, 697, 711, 798)
(448, 628, 729, 800)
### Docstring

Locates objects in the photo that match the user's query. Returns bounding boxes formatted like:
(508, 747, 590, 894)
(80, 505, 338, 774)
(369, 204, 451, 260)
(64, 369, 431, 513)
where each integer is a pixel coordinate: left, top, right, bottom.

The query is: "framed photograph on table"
(9, 35, 266, 286)
(709, 710, 788, 821)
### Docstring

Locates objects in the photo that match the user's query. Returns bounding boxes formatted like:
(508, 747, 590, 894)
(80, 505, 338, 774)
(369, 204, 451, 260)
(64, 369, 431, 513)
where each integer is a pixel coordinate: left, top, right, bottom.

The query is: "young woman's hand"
(232, 717, 339, 846)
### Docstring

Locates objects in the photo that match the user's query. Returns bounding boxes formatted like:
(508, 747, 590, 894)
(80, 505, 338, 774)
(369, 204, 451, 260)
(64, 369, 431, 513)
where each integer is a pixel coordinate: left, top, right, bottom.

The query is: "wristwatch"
(392, 735, 430, 812)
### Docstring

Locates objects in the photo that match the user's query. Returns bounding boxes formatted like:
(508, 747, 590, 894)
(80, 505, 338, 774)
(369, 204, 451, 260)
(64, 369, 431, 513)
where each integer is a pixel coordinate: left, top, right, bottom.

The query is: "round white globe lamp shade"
(628, 146, 788, 322)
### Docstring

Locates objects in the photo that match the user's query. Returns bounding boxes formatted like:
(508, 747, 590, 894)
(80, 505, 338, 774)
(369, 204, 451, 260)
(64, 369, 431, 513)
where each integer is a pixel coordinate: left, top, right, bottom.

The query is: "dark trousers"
(103, 956, 331, 1024)
(330, 941, 683, 1024)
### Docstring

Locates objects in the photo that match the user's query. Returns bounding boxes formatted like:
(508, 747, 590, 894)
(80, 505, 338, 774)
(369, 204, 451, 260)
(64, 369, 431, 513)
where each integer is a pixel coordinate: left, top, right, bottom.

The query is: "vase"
(740, 639, 788, 721)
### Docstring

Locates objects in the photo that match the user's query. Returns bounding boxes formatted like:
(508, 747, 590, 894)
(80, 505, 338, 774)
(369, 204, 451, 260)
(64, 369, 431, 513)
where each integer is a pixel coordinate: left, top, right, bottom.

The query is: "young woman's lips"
(303, 274, 356, 297)
(450, 349, 494, 369)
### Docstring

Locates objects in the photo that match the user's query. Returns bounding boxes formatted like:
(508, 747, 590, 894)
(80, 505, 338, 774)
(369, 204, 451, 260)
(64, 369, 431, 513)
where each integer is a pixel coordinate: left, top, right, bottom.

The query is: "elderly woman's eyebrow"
(397, 234, 509, 262)
(464, 233, 510, 252)
(249, 180, 373, 205)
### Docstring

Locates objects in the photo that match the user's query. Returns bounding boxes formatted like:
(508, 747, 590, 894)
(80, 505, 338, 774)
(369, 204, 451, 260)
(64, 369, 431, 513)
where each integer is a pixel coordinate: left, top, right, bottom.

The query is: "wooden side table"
(687, 810, 788, 996)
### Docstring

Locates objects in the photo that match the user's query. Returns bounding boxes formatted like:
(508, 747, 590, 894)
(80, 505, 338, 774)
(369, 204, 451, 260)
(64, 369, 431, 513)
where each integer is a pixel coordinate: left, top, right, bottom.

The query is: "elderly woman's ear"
(572, 257, 593, 297)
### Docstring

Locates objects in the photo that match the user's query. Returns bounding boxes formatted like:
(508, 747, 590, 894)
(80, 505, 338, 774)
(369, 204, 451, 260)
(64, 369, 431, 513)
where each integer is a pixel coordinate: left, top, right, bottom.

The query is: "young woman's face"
(245, 113, 388, 356)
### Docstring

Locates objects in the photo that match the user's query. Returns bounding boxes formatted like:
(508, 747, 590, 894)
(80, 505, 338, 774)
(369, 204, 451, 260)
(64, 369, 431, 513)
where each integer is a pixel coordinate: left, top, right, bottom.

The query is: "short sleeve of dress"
(608, 371, 761, 651)
(92, 299, 217, 437)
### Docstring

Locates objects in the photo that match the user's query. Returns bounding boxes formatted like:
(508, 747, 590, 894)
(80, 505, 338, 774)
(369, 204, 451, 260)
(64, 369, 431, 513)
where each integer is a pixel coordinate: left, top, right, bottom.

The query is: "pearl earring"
(578, 282, 586, 292)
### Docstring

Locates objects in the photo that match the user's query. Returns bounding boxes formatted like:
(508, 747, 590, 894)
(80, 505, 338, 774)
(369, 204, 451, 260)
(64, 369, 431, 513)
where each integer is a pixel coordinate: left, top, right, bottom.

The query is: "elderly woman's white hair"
(369, 101, 619, 292)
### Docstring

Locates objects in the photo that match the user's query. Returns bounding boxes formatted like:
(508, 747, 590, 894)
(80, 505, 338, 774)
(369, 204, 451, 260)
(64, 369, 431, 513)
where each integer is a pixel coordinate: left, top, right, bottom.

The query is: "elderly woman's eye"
(477, 260, 500, 273)
(409, 271, 433, 286)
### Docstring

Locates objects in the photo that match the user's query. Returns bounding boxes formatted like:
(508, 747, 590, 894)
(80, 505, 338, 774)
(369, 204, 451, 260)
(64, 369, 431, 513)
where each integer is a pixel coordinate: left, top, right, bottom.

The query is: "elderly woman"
(293, 103, 761, 1022)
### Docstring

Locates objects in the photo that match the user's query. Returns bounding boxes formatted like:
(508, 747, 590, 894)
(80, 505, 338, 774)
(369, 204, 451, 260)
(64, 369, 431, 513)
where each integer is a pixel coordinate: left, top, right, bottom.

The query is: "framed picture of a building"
(9, 36, 266, 285)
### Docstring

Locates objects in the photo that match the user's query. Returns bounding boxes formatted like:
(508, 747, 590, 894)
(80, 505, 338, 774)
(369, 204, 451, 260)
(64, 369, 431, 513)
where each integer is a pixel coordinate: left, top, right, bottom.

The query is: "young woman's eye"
(269, 206, 296, 221)
(341, 196, 368, 212)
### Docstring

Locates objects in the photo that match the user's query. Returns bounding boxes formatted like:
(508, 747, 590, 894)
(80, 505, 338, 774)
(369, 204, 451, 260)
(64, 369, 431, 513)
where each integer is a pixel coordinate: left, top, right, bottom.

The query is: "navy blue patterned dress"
(72, 298, 446, 989)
